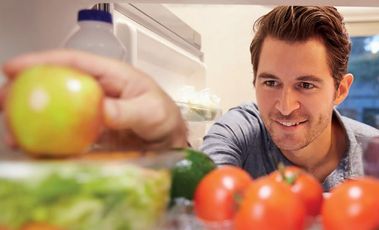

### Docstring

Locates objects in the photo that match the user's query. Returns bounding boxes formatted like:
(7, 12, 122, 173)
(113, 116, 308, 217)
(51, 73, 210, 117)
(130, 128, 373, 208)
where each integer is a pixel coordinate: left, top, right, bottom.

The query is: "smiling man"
(201, 6, 379, 191)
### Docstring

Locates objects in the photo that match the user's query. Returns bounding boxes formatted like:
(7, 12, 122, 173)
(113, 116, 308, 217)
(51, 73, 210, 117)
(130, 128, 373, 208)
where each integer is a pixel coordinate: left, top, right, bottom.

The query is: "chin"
(273, 138, 309, 151)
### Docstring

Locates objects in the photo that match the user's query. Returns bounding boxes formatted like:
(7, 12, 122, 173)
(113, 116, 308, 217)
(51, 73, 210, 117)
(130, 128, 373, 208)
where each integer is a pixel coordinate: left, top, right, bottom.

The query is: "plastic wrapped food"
(0, 152, 182, 230)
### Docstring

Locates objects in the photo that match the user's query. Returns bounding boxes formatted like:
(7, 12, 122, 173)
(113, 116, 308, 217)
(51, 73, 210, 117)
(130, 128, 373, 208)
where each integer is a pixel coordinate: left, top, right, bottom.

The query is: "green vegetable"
(170, 148, 216, 201)
(0, 162, 170, 230)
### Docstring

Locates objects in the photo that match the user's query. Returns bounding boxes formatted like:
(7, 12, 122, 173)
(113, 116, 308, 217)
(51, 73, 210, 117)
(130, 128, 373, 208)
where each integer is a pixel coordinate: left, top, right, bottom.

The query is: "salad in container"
(0, 151, 184, 230)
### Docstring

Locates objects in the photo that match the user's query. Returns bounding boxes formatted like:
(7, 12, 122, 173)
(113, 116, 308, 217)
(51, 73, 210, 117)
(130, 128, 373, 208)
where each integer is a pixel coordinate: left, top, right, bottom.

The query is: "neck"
(281, 115, 346, 182)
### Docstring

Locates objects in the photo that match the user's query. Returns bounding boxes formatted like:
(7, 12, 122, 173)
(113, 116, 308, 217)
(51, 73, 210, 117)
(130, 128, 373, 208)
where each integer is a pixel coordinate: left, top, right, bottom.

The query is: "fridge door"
(113, 3, 206, 98)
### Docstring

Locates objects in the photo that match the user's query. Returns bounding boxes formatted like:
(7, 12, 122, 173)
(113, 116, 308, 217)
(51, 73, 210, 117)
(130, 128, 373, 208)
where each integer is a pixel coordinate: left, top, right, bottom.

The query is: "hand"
(0, 49, 188, 151)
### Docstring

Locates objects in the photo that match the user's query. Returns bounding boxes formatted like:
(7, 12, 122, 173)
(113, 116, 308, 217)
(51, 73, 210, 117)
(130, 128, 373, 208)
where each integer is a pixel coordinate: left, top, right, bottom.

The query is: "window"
(338, 35, 379, 129)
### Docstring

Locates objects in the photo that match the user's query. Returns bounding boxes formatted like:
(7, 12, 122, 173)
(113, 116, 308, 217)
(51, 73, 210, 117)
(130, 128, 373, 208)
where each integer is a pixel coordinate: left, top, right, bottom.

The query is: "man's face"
(255, 36, 338, 151)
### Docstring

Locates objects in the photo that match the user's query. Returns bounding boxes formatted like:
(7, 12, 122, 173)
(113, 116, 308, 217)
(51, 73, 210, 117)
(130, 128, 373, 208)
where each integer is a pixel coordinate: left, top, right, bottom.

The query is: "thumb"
(103, 98, 134, 130)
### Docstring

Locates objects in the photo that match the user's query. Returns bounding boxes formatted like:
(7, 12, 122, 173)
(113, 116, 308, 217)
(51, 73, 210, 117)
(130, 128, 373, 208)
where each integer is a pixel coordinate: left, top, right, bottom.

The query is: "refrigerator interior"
(0, 1, 208, 152)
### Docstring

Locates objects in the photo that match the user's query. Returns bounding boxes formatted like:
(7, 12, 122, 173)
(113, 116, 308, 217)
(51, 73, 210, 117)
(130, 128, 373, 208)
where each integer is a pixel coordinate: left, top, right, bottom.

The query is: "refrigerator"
(0, 1, 214, 152)
(1, 1, 379, 229)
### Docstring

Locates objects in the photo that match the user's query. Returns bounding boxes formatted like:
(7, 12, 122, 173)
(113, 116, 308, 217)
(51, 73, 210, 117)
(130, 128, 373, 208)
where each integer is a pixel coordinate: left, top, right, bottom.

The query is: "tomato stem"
(233, 193, 243, 205)
(278, 162, 297, 185)
(278, 162, 286, 179)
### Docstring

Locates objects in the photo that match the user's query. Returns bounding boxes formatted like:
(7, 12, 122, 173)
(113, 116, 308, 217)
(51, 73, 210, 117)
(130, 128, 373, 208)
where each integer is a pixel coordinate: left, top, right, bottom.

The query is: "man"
(201, 6, 379, 191)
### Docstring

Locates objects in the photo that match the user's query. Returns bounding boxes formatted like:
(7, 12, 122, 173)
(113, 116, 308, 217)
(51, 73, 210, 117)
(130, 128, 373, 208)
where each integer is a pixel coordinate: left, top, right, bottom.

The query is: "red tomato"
(322, 177, 379, 230)
(21, 223, 62, 230)
(194, 166, 253, 221)
(234, 176, 306, 230)
(270, 166, 323, 216)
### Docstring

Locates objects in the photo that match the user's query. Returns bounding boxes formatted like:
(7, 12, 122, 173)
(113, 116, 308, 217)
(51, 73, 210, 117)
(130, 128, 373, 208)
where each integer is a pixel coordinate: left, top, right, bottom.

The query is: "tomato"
(21, 223, 62, 230)
(193, 166, 253, 221)
(322, 177, 379, 230)
(270, 165, 323, 216)
(234, 176, 306, 230)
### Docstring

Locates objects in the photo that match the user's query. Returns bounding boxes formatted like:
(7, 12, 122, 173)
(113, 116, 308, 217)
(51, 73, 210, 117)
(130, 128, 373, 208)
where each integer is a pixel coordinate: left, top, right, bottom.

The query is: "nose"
(275, 87, 300, 116)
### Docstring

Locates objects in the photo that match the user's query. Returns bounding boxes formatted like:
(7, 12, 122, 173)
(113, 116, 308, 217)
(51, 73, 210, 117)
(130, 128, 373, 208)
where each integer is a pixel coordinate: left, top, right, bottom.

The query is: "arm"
(201, 121, 244, 166)
(200, 106, 258, 166)
(1, 49, 188, 151)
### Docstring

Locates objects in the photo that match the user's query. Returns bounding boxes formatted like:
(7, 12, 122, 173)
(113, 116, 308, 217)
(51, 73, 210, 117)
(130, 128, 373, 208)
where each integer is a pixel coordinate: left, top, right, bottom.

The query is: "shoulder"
(219, 102, 262, 125)
(201, 102, 270, 167)
(340, 115, 379, 138)
(210, 102, 266, 137)
(231, 102, 260, 115)
(205, 102, 268, 147)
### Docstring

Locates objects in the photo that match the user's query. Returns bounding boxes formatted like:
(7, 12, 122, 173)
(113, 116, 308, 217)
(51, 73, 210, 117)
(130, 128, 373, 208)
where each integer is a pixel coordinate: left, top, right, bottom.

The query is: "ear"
(334, 73, 354, 105)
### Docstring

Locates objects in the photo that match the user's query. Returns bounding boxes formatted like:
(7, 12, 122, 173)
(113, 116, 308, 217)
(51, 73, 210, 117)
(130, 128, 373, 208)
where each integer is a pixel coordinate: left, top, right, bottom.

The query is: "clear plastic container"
(64, 9, 126, 61)
(0, 151, 184, 230)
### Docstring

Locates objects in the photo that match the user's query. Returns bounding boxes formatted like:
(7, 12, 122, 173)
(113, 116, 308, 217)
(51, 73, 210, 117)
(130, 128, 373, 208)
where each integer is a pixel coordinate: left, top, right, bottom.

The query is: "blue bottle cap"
(78, 9, 113, 24)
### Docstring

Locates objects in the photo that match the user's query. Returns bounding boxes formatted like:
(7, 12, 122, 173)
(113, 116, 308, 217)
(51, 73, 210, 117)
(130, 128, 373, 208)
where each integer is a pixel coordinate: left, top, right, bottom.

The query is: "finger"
(102, 97, 135, 130)
(2, 49, 137, 96)
(141, 130, 188, 150)
(4, 130, 18, 149)
(2, 116, 18, 149)
(103, 95, 169, 138)
(0, 82, 10, 111)
(103, 94, 187, 143)
(103, 97, 187, 150)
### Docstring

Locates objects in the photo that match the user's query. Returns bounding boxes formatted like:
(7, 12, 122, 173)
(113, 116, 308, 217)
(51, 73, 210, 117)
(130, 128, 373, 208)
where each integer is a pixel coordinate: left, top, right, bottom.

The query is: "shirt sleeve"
(200, 105, 261, 167)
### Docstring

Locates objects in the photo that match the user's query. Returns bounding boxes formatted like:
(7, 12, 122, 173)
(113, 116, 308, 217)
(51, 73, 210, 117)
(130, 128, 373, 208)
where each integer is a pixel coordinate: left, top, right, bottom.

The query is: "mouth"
(275, 120, 307, 127)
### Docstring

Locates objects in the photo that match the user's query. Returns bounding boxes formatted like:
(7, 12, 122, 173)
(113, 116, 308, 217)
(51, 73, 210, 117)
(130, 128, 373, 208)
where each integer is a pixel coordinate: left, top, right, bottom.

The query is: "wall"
(165, 5, 379, 113)
(0, 1, 92, 83)
(338, 7, 379, 36)
(165, 4, 272, 112)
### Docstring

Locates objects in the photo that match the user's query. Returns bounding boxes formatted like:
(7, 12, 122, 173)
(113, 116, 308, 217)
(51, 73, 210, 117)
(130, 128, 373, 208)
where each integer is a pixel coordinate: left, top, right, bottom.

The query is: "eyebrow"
(257, 72, 278, 80)
(257, 72, 324, 83)
(297, 75, 324, 83)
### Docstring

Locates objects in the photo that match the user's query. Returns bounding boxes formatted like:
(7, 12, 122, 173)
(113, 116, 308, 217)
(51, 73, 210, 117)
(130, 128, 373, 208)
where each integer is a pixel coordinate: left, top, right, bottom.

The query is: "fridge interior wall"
(0, 1, 207, 152)
(112, 4, 206, 96)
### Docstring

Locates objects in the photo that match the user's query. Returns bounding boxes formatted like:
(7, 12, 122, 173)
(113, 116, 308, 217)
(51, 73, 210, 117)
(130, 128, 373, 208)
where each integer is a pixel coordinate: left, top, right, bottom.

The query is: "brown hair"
(250, 6, 351, 88)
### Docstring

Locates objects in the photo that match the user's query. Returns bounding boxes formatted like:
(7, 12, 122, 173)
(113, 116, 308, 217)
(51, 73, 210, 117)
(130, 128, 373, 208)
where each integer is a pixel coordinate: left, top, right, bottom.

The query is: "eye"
(263, 80, 279, 87)
(298, 82, 315, 89)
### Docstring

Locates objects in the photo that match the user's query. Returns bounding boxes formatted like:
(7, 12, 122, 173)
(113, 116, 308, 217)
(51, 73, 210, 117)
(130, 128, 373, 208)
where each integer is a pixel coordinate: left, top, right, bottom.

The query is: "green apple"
(5, 65, 104, 157)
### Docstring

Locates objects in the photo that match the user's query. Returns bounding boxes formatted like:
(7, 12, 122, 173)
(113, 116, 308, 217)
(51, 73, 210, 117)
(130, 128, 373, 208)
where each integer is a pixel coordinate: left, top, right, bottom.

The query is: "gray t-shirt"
(201, 102, 379, 191)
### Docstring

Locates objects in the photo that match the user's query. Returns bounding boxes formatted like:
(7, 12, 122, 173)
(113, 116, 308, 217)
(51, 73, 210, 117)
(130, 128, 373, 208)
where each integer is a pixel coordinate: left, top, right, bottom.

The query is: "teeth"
(279, 121, 301, 127)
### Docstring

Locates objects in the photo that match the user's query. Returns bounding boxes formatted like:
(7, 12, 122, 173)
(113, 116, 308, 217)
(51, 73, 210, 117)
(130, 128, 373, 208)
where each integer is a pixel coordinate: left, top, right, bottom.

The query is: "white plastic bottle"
(64, 9, 126, 61)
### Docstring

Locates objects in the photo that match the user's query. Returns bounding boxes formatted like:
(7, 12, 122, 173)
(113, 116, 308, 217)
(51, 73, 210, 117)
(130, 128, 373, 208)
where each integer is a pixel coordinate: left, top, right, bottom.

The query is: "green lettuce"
(0, 163, 170, 230)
